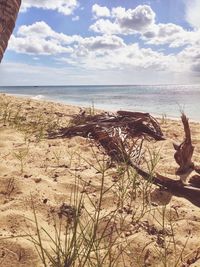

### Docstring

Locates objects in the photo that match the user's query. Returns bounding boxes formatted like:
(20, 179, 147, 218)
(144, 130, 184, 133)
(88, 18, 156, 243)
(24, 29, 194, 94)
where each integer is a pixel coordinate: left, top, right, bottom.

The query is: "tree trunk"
(0, 0, 21, 62)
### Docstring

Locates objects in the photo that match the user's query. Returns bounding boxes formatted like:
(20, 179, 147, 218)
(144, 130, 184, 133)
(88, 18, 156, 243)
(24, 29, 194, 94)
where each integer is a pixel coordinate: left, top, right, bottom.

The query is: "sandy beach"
(1, 93, 200, 267)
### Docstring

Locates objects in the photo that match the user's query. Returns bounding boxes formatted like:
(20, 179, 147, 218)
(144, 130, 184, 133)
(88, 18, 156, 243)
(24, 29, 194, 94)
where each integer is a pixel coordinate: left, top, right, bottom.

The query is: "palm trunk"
(0, 0, 21, 62)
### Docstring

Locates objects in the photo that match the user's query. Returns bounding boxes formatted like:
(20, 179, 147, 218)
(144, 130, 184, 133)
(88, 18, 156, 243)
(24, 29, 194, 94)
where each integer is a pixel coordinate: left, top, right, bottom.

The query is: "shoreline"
(1, 92, 200, 124)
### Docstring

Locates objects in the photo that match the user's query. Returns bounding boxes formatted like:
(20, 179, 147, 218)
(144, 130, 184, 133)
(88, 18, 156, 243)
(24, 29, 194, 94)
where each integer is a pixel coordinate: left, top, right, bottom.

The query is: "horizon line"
(0, 83, 200, 87)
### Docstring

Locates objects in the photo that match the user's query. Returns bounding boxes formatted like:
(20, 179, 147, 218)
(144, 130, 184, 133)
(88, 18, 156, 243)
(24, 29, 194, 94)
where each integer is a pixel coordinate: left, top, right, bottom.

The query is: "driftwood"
(49, 110, 164, 163)
(189, 175, 200, 188)
(173, 114, 194, 175)
(132, 163, 200, 207)
(49, 110, 200, 207)
(51, 110, 164, 141)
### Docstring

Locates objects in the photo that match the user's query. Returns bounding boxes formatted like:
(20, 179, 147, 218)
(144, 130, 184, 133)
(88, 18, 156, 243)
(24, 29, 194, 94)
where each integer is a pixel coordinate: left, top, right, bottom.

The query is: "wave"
(31, 95, 45, 100)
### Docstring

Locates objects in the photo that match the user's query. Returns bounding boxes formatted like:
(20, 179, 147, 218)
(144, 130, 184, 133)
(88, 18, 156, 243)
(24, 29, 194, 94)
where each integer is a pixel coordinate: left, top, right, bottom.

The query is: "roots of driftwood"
(173, 113, 194, 175)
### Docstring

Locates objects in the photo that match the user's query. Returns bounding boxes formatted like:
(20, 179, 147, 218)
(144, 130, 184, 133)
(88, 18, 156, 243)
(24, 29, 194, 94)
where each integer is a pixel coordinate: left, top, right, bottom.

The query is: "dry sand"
(0, 93, 200, 267)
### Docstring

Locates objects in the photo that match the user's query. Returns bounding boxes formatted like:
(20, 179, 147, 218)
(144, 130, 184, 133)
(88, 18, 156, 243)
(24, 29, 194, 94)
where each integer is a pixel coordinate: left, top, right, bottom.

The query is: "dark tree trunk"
(0, 0, 21, 62)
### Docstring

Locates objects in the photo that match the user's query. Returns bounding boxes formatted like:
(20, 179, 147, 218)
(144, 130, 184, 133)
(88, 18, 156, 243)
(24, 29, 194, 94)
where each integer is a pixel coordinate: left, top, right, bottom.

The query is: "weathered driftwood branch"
(131, 163, 200, 207)
(189, 175, 200, 188)
(173, 113, 194, 175)
(49, 110, 200, 207)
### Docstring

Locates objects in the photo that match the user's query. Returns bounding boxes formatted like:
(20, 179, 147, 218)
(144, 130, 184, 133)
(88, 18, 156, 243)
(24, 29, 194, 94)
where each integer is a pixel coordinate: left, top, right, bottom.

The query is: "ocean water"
(0, 84, 200, 121)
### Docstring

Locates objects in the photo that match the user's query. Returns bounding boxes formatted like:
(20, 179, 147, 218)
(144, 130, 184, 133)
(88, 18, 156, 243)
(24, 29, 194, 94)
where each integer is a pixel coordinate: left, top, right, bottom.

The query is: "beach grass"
(0, 93, 200, 267)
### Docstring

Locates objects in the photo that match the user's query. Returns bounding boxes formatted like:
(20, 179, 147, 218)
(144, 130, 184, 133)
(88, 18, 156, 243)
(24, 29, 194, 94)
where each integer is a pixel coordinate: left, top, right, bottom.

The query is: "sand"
(1, 93, 200, 267)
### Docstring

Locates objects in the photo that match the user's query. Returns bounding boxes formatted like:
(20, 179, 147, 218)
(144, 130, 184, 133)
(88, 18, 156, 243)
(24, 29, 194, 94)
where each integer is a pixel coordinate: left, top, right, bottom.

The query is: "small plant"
(86, 101, 96, 116)
(161, 113, 167, 124)
(0, 178, 15, 199)
(27, 191, 84, 267)
(113, 164, 137, 212)
(35, 124, 46, 142)
(5, 178, 15, 198)
(26, 149, 135, 267)
(66, 147, 78, 168)
(46, 116, 61, 134)
(11, 105, 23, 128)
(13, 147, 29, 174)
(52, 150, 62, 167)
(1, 101, 10, 125)
(152, 205, 190, 267)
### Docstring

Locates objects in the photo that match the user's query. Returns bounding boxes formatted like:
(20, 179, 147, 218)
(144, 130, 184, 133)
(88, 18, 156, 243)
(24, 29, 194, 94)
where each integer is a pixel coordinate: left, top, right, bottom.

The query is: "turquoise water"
(0, 84, 200, 121)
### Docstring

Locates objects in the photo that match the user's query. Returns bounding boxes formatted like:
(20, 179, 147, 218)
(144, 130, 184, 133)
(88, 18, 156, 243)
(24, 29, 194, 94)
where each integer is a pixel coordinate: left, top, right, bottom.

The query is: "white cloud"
(142, 23, 200, 47)
(115, 5, 155, 32)
(18, 21, 54, 38)
(67, 41, 177, 72)
(9, 35, 73, 55)
(90, 5, 155, 34)
(90, 4, 200, 50)
(111, 7, 127, 19)
(17, 21, 82, 45)
(21, 0, 79, 16)
(8, 21, 196, 77)
(72, 16, 80, 21)
(90, 19, 121, 35)
(92, 4, 110, 18)
(177, 43, 200, 72)
(79, 35, 125, 51)
(184, 0, 200, 29)
(73, 35, 125, 58)
(8, 21, 125, 56)
(8, 21, 81, 55)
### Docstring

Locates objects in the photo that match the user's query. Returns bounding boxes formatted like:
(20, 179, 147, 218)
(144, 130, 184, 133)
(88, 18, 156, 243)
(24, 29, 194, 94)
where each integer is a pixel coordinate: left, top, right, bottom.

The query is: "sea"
(0, 84, 200, 121)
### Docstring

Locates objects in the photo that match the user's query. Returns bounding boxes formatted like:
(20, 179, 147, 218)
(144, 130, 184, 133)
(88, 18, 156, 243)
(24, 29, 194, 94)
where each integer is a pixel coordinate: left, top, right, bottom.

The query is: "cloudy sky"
(0, 0, 200, 85)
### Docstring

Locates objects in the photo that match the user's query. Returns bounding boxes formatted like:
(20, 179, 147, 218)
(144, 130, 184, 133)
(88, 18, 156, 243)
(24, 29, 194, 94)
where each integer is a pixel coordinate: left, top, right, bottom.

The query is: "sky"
(0, 0, 200, 86)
